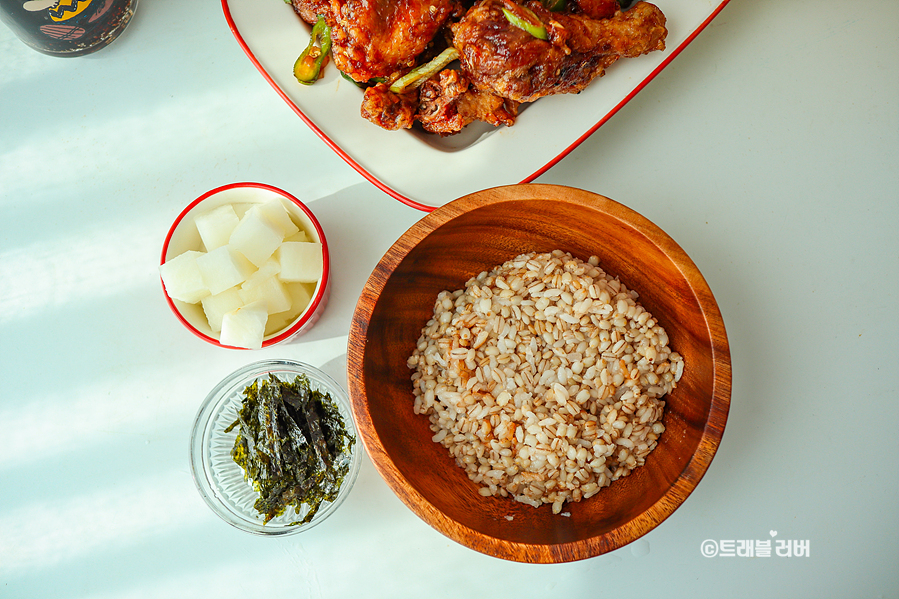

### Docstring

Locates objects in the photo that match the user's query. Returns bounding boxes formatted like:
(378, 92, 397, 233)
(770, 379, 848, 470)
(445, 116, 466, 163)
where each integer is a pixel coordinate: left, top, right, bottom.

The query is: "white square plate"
(222, 0, 730, 210)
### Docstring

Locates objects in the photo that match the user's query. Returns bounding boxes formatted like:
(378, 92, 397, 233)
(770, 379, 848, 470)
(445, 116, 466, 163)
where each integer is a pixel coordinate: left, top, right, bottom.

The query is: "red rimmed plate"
(222, 0, 729, 211)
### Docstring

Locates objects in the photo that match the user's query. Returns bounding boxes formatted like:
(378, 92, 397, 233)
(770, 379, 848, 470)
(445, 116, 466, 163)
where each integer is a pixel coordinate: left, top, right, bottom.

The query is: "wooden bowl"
(347, 184, 731, 563)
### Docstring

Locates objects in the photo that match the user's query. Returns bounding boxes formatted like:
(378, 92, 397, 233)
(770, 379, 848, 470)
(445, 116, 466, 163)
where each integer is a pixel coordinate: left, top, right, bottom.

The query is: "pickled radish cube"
(264, 311, 294, 337)
(239, 275, 291, 315)
(287, 282, 313, 314)
(284, 229, 309, 243)
(287, 283, 315, 310)
(196, 245, 256, 295)
(195, 204, 239, 251)
(229, 206, 284, 267)
(241, 257, 280, 290)
(159, 250, 210, 304)
(219, 301, 268, 349)
(278, 241, 323, 283)
(257, 198, 299, 238)
(201, 287, 244, 333)
(264, 283, 313, 335)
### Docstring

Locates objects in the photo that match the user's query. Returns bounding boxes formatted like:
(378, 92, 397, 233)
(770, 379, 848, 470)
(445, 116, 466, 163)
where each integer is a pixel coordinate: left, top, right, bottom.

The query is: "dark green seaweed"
(226, 374, 355, 525)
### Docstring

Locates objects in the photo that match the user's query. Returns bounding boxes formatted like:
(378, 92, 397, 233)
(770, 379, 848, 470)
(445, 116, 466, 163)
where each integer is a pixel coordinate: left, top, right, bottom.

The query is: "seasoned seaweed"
(225, 374, 355, 524)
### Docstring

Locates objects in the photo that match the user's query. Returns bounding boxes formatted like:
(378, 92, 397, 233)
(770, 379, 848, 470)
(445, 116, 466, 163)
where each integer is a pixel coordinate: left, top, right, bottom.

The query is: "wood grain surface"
(347, 184, 731, 563)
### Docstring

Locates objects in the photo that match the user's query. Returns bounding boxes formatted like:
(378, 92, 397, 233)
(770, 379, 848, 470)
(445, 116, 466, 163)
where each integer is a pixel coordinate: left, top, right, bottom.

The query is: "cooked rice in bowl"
(407, 250, 684, 514)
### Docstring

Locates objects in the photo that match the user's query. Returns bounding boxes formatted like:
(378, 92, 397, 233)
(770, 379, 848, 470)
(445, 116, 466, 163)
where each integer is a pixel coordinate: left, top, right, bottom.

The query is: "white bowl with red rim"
(160, 182, 330, 348)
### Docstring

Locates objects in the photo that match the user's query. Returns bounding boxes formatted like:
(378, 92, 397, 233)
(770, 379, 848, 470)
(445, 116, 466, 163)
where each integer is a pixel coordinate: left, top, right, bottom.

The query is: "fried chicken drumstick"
(452, 0, 666, 103)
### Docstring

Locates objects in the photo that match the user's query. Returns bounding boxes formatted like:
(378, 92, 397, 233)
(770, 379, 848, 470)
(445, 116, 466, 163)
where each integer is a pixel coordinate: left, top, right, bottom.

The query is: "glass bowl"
(189, 359, 361, 535)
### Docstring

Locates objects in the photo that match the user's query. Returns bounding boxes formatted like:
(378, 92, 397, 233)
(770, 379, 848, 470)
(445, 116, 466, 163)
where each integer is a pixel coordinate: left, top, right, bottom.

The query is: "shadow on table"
(280, 182, 424, 347)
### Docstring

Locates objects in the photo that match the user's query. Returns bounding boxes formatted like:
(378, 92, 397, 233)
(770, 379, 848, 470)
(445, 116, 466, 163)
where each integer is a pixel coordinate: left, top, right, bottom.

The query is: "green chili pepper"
(294, 17, 331, 85)
(501, 6, 548, 40)
(339, 71, 386, 88)
(339, 70, 363, 87)
(388, 47, 460, 94)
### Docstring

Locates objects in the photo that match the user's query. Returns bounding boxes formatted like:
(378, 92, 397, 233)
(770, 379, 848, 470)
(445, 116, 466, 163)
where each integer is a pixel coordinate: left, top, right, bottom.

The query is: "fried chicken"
(293, 0, 460, 82)
(291, 0, 330, 25)
(293, 0, 666, 134)
(360, 83, 418, 130)
(452, 0, 667, 103)
(417, 69, 519, 134)
(572, 0, 619, 19)
(360, 70, 519, 135)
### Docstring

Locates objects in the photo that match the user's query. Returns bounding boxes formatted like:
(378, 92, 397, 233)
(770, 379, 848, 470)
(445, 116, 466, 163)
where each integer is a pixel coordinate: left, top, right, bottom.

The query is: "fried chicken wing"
(452, 0, 666, 103)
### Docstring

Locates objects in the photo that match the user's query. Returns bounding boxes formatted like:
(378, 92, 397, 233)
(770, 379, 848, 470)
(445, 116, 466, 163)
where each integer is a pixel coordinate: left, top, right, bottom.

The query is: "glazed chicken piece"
(360, 83, 418, 130)
(360, 70, 519, 134)
(293, 0, 459, 82)
(417, 69, 519, 134)
(291, 0, 330, 25)
(451, 0, 667, 103)
(572, 0, 620, 19)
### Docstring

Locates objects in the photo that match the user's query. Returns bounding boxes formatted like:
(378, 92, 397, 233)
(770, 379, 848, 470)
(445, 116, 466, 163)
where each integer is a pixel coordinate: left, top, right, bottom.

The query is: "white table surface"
(2, 1, 897, 597)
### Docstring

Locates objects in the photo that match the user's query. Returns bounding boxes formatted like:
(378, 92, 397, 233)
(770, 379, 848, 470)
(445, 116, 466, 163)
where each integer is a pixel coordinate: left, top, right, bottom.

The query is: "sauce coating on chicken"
(291, 0, 667, 134)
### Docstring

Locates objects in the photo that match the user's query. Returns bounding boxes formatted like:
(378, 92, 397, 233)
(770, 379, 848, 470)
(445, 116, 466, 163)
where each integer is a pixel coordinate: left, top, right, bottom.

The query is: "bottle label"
(2, 0, 135, 55)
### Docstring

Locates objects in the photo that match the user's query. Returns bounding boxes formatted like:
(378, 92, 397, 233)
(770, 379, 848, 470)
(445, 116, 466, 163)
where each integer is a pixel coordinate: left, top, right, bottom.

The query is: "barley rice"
(408, 251, 684, 514)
